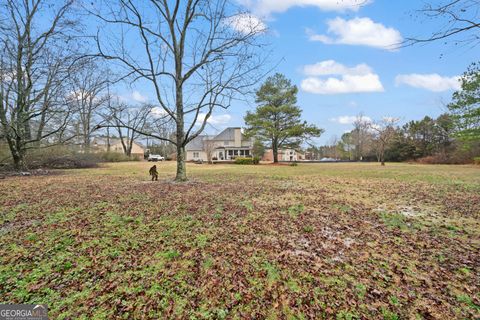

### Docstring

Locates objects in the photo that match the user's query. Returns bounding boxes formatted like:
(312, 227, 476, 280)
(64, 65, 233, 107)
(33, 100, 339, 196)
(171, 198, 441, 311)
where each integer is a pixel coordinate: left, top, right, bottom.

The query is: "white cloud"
(330, 115, 372, 124)
(240, 0, 371, 16)
(197, 113, 232, 126)
(301, 60, 384, 95)
(308, 17, 402, 51)
(395, 73, 461, 92)
(226, 13, 267, 34)
(132, 90, 147, 103)
(303, 60, 372, 76)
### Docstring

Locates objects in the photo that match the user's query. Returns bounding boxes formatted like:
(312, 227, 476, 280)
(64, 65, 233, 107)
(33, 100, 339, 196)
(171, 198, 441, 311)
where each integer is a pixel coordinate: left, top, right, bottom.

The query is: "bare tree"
(352, 114, 372, 161)
(369, 118, 400, 166)
(88, 0, 268, 181)
(67, 59, 110, 152)
(405, 0, 480, 48)
(203, 138, 218, 164)
(0, 0, 79, 170)
(105, 102, 150, 157)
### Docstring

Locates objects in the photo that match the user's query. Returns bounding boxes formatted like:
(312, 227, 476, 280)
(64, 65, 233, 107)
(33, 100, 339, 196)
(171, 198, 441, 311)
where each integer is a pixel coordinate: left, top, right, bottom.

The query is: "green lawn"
(1, 162, 479, 319)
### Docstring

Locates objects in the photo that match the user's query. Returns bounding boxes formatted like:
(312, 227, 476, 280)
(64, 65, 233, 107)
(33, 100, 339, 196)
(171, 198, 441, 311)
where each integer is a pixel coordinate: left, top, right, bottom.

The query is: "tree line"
(307, 62, 480, 165)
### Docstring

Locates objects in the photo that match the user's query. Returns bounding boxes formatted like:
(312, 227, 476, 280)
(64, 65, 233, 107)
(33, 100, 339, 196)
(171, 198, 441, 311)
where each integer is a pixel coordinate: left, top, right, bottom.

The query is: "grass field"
(1, 162, 479, 319)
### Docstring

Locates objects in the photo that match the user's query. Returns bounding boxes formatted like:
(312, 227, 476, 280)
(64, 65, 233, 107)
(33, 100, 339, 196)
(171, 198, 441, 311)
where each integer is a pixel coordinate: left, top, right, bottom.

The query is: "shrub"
(234, 157, 254, 165)
(25, 146, 101, 169)
(474, 157, 480, 165)
(22, 147, 140, 169)
(98, 152, 139, 162)
(252, 156, 261, 164)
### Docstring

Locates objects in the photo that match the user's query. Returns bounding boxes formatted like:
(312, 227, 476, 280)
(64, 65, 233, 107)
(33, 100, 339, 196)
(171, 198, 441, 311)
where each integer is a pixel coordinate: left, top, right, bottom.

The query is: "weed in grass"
(379, 211, 409, 231)
(336, 310, 359, 320)
(195, 234, 209, 248)
(389, 295, 400, 306)
(381, 308, 399, 320)
(333, 204, 352, 213)
(287, 204, 305, 218)
(456, 294, 480, 311)
(241, 200, 254, 212)
(303, 225, 314, 233)
(262, 261, 280, 286)
(457, 267, 471, 276)
(286, 279, 301, 293)
(159, 249, 181, 260)
(355, 283, 367, 299)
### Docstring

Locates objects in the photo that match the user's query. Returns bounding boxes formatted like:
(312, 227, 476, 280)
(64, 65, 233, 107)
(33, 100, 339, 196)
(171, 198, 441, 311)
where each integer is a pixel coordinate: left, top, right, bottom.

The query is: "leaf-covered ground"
(1, 162, 479, 319)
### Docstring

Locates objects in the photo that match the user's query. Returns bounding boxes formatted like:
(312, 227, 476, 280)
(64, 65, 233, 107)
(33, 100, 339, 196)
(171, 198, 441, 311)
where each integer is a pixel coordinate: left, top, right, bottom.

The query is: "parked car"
(148, 154, 165, 162)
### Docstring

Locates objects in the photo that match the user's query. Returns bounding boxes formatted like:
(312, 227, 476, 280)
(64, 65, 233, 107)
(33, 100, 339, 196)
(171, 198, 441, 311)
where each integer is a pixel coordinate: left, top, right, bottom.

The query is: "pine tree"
(244, 74, 323, 163)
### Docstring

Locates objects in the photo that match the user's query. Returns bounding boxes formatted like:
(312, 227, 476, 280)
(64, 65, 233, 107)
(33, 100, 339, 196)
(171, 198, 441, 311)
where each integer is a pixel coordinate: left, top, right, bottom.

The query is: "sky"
(116, 0, 478, 145)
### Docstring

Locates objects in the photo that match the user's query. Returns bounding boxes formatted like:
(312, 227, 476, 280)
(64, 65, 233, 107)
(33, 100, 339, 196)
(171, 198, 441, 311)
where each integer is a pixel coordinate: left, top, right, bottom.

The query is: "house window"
(193, 152, 199, 158)
(228, 150, 234, 156)
(239, 150, 244, 156)
(245, 150, 250, 156)
(233, 150, 239, 156)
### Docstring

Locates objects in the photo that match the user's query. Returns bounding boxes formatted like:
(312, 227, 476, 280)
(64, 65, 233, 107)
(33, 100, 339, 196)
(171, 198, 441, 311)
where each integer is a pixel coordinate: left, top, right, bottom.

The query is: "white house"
(185, 127, 253, 161)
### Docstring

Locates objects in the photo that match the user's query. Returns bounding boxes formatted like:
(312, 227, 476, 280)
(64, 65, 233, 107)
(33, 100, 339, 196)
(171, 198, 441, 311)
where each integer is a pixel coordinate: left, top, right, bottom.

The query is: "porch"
(213, 147, 251, 161)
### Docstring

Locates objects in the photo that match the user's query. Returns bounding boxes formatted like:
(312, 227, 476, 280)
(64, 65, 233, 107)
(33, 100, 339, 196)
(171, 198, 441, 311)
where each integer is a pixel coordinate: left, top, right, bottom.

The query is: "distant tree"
(448, 62, 480, 143)
(370, 118, 400, 166)
(351, 114, 371, 160)
(202, 139, 217, 164)
(105, 102, 150, 157)
(338, 133, 353, 160)
(252, 140, 266, 159)
(67, 59, 110, 152)
(244, 74, 323, 163)
(305, 145, 321, 160)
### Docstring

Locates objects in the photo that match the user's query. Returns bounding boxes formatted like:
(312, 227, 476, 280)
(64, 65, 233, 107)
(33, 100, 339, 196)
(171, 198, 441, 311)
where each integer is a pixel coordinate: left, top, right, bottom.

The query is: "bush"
(22, 147, 140, 169)
(98, 152, 140, 162)
(415, 152, 475, 165)
(474, 157, 480, 165)
(25, 146, 101, 169)
(234, 157, 254, 165)
(252, 156, 261, 165)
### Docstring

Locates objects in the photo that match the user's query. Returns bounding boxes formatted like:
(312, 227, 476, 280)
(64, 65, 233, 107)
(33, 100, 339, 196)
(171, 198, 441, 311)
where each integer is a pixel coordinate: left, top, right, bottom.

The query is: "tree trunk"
(175, 145, 187, 181)
(11, 146, 26, 171)
(272, 140, 278, 163)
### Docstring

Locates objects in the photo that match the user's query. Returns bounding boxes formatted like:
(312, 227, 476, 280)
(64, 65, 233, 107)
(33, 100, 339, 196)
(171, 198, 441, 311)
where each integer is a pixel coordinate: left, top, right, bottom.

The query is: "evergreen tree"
(448, 62, 480, 143)
(244, 74, 323, 163)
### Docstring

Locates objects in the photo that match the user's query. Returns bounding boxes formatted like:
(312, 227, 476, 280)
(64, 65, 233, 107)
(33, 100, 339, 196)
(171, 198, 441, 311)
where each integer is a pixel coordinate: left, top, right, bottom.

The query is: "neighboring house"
(263, 148, 305, 162)
(185, 127, 253, 161)
(92, 137, 146, 158)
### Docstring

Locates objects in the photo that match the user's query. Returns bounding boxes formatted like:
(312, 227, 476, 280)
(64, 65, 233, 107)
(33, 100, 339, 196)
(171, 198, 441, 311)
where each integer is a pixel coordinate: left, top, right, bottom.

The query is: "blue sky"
(116, 0, 477, 145)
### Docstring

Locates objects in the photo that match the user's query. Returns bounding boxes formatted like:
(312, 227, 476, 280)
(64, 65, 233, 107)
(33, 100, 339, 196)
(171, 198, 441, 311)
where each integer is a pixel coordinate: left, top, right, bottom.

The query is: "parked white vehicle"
(147, 154, 165, 161)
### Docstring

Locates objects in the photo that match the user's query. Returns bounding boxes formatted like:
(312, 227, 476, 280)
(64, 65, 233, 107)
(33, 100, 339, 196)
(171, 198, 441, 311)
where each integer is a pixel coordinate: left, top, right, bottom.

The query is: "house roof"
(185, 135, 215, 151)
(212, 127, 237, 141)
